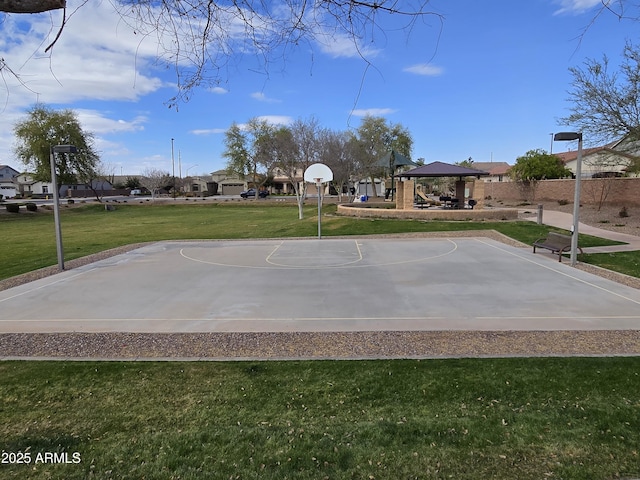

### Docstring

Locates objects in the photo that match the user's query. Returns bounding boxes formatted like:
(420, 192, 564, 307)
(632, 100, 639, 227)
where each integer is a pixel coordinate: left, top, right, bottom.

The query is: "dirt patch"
(517, 202, 640, 237)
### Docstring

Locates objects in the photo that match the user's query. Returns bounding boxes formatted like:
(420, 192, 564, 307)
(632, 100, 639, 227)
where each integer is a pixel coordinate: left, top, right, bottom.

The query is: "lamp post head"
(52, 145, 78, 154)
(554, 132, 582, 142)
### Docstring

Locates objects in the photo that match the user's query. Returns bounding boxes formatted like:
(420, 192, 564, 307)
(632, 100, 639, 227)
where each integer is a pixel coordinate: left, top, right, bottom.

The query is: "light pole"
(171, 138, 175, 199)
(553, 132, 583, 266)
(50, 144, 78, 271)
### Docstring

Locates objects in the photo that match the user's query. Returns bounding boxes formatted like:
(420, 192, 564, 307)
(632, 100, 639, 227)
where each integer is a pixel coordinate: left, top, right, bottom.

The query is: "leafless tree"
(140, 167, 170, 200)
(287, 118, 323, 219)
(318, 129, 356, 202)
(2, 0, 440, 107)
(561, 42, 640, 145)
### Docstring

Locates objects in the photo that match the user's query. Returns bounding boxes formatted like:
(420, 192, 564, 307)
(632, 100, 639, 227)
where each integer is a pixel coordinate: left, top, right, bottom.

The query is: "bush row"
(5, 202, 38, 213)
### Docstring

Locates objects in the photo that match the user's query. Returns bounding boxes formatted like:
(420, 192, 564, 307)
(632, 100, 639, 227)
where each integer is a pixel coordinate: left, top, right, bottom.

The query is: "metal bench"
(532, 232, 583, 262)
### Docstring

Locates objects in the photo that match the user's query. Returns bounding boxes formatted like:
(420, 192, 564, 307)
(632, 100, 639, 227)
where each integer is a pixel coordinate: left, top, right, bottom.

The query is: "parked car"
(240, 188, 269, 198)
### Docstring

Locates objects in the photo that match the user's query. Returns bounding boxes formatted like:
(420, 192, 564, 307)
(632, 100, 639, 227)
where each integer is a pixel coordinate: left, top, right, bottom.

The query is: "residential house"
(555, 137, 639, 178)
(0, 165, 20, 198)
(15, 172, 53, 197)
(211, 169, 246, 195)
(61, 179, 114, 198)
(183, 175, 211, 195)
(472, 162, 512, 183)
(272, 167, 303, 194)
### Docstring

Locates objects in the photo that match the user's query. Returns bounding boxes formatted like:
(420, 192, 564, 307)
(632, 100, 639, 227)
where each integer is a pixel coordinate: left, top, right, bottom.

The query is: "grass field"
(2, 201, 640, 480)
(1, 358, 639, 480)
(0, 201, 635, 280)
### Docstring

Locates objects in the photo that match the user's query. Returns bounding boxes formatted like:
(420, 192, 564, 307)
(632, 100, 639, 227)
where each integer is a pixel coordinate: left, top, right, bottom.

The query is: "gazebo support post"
(455, 179, 465, 209)
(395, 179, 414, 210)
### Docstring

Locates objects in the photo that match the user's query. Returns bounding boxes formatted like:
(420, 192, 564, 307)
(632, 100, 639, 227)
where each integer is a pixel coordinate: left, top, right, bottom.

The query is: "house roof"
(0, 165, 20, 176)
(554, 146, 611, 163)
(396, 161, 490, 178)
(471, 162, 511, 176)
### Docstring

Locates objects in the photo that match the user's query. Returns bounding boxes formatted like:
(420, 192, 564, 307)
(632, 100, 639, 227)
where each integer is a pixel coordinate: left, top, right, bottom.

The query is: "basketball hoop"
(303, 163, 334, 238)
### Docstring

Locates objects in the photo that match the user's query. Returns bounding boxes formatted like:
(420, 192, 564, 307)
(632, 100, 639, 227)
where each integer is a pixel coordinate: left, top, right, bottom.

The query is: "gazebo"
(394, 161, 490, 210)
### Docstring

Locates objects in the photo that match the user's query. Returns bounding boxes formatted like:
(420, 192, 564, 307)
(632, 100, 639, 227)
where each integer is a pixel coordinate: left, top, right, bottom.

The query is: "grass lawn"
(1, 358, 639, 480)
(2, 203, 640, 479)
(0, 201, 633, 280)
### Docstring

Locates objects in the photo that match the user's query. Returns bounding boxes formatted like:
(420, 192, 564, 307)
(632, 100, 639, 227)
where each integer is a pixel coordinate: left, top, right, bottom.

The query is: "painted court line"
(474, 238, 640, 307)
(179, 238, 459, 270)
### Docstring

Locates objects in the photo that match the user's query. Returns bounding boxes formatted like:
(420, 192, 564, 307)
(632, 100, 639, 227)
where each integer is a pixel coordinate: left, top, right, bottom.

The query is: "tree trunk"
(294, 181, 305, 219)
(0, 0, 64, 13)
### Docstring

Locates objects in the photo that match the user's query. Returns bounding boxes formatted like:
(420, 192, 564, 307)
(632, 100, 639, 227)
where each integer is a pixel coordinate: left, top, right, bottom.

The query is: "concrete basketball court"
(1, 236, 640, 334)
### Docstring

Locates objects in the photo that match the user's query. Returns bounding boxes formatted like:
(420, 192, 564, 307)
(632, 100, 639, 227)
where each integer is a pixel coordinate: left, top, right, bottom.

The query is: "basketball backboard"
(303, 163, 333, 183)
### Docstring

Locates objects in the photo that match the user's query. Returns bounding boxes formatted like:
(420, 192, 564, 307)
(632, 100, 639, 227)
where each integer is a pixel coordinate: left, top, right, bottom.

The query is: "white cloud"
(314, 31, 380, 59)
(350, 108, 398, 117)
(75, 110, 148, 135)
(403, 63, 443, 76)
(257, 115, 293, 125)
(209, 87, 228, 94)
(553, 0, 601, 15)
(0, 1, 165, 168)
(1, 2, 166, 105)
(190, 128, 226, 135)
(251, 91, 280, 103)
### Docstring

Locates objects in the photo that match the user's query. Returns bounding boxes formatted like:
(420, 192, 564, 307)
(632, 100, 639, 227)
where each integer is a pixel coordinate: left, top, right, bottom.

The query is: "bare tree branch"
(0, 0, 64, 13)
(3, 0, 440, 107)
(561, 42, 640, 145)
(113, 0, 440, 107)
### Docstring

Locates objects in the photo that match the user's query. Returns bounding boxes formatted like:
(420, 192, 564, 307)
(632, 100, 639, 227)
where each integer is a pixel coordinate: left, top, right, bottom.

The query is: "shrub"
(6, 204, 19, 213)
(619, 206, 629, 218)
(25, 202, 37, 212)
(557, 199, 569, 206)
(67, 199, 75, 204)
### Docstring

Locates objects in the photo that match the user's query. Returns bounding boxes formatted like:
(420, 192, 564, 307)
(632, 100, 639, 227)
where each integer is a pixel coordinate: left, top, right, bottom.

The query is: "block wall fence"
(484, 177, 640, 207)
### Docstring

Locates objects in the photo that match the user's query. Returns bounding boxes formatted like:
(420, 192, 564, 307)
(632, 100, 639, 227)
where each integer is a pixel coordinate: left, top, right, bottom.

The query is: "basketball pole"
(315, 179, 322, 239)
(303, 163, 333, 240)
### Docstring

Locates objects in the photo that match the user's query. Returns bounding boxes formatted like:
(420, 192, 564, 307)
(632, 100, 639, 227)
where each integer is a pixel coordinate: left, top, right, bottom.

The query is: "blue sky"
(0, 0, 636, 177)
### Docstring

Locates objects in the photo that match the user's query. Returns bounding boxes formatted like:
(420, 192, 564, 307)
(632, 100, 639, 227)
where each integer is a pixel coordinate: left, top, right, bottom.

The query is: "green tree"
(13, 105, 100, 186)
(510, 149, 571, 203)
(125, 176, 141, 189)
(456, 157, 474, 168)
(353, 115, 413, 196)
(510, 150, 571, 181)
(223, 118, 277, 200)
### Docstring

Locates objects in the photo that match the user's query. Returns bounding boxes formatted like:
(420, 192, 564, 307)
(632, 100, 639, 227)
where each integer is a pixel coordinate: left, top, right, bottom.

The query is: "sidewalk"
(523, 210, 640, 253)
